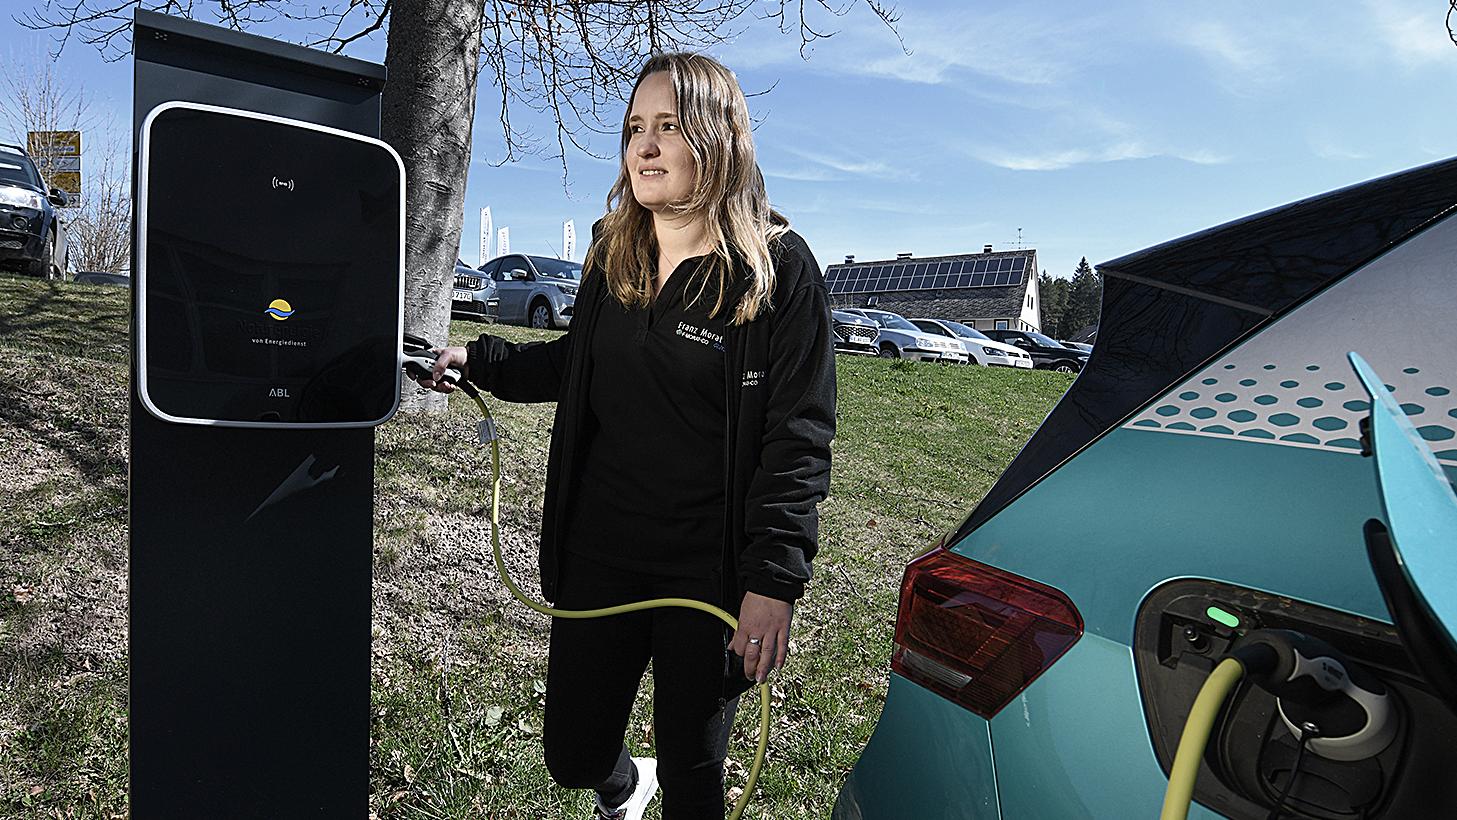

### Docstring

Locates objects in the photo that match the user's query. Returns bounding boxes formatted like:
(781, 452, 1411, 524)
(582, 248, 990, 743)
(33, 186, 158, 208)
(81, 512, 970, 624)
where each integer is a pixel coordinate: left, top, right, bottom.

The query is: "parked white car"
(910, 318, 1034, 368)
(843, 308, 968, 363)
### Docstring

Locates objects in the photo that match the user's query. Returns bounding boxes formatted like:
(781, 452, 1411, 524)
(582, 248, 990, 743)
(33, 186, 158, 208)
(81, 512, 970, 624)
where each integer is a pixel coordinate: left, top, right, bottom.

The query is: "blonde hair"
(585, 52, 788, 325)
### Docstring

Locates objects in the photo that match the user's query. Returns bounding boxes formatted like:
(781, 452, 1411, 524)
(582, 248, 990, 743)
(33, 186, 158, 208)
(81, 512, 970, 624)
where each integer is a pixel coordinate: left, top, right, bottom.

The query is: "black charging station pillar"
(130, 12, 391, 815)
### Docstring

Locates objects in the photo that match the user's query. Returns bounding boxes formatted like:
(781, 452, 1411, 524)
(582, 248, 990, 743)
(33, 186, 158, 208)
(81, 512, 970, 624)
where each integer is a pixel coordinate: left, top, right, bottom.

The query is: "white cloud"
(762, 166, 841, 182)
(1309, 137, 1367, 161)
(1366, 0, 1457, 68)
(970, 141, 1228, 172)
(721, 7, 1099, 88)
(784, 193, 943, 217)
(1181, 20, 1273, 75)
(1166, 18, 1287, 97)
(781, 146, 917, 181)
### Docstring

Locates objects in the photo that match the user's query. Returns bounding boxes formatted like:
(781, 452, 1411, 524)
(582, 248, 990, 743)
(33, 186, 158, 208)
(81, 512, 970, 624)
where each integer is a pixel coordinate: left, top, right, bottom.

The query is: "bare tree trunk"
(382, 0, 487, 412)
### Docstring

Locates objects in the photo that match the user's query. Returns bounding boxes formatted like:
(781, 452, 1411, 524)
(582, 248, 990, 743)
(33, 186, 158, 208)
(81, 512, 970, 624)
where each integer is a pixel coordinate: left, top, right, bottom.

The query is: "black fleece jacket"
(465, 229, 835, 613)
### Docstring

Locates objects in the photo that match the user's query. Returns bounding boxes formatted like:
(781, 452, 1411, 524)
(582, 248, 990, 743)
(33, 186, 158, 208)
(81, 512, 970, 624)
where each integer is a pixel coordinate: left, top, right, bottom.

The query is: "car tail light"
(891, 544, 1083, 718)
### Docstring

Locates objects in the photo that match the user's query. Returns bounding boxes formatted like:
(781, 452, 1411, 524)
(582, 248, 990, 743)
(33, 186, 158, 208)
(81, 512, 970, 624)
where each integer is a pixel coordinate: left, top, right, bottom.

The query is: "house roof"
(825, 248, 1036, 320)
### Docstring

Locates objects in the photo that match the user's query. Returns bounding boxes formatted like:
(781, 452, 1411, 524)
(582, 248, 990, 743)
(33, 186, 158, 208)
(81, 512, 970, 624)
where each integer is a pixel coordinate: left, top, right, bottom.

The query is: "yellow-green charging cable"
(1160, 657, 1245, 820)
(466, 392, 773, 820)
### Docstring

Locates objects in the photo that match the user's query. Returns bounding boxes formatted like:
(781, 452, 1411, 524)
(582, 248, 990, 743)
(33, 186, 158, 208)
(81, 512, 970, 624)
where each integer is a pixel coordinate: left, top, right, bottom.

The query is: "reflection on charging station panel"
(137, 101, 405, 428)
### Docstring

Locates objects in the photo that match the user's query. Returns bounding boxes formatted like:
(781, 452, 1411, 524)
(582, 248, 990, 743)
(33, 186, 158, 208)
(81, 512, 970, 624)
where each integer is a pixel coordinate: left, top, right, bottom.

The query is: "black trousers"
(542, 553, 741, 819)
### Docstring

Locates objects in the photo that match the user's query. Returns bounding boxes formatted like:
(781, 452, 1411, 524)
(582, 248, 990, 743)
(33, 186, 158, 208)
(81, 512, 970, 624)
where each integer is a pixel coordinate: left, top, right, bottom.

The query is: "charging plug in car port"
(1136, 579, 1457, 819)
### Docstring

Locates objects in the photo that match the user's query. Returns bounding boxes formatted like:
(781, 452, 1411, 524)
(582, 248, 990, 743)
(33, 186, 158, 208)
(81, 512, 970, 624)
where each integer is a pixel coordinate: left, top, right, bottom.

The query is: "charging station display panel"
(139, 102, 404, 427)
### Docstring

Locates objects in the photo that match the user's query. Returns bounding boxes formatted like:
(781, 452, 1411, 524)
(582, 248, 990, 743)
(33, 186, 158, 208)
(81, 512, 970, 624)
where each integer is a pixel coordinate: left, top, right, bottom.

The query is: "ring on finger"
(747, 636, 762, 646)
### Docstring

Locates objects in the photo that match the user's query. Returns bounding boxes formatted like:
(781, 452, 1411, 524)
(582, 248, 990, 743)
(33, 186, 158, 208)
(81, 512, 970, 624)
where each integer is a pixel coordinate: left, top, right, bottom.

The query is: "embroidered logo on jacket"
(741, 369, 765, 387)
(675, 321, 726, 352)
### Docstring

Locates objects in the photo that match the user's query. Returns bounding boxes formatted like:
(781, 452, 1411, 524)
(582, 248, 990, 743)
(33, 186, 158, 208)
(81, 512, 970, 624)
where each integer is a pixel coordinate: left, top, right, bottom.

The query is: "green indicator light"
(1207, 606, 1240, 628)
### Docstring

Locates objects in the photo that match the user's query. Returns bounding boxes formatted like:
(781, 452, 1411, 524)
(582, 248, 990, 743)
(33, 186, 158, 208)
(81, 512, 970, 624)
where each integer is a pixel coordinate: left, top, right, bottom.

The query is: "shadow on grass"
(0, 275, 130, 363)
(0, 373, 128, 493)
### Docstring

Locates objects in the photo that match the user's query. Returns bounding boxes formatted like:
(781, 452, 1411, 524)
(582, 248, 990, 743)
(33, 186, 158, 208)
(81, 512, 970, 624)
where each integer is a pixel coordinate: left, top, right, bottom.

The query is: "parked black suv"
(0, 143, 69, 278)
(983, 329, 1088, 373)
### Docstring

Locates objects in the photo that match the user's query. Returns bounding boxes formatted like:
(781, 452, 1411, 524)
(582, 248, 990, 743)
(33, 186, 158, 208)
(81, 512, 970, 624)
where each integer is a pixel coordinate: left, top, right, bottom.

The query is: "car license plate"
(452, 290, 472, 302)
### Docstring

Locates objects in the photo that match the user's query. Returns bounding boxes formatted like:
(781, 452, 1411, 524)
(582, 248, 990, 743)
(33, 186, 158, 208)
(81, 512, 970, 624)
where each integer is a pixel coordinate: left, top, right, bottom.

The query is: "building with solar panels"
(823, 244, 1041, 332)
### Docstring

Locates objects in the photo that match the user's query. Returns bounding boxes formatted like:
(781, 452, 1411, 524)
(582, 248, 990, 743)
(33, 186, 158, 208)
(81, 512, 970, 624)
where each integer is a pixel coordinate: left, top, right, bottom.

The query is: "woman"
(419, 52, 834, 820)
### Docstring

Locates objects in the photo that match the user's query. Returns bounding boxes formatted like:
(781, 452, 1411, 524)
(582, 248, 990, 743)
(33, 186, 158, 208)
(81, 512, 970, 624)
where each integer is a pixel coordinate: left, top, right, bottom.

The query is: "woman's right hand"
(414, 345, 468, 393)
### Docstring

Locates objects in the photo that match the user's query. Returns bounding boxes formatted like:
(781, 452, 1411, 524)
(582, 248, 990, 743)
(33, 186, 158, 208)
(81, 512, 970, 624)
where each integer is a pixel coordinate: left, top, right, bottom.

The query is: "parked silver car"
(843, 308, 968, 363)
(910, 318, 1034, 368)
(482, 253, 579, 329)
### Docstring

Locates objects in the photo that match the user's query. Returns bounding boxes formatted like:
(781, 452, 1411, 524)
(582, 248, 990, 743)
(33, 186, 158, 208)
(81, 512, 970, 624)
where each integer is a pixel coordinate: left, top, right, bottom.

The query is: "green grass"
(0, 273, 1073, 818)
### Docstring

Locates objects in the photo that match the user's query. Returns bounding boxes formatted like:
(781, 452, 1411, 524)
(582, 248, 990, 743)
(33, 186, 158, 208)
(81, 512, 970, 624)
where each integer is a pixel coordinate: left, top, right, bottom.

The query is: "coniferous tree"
(1066, 257, 1102, 336)
(1038, 271, 1070, 339)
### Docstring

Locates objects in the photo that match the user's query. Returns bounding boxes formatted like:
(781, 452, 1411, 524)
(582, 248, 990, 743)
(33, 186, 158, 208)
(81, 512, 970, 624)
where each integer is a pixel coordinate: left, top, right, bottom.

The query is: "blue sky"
(5, 0, 1457, 279)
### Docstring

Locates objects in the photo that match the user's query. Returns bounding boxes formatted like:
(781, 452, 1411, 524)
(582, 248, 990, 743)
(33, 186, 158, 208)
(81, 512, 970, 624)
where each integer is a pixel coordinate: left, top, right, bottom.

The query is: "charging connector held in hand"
(401, 351, 463, 387)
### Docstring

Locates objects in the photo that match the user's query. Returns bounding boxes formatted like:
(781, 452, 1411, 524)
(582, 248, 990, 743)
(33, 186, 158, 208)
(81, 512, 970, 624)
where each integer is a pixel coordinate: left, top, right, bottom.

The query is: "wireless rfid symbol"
(271, 176, 295, 192)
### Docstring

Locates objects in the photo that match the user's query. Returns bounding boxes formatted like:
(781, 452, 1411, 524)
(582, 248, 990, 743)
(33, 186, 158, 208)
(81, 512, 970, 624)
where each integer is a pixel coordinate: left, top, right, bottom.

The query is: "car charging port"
(1135, 579, 1457, 819)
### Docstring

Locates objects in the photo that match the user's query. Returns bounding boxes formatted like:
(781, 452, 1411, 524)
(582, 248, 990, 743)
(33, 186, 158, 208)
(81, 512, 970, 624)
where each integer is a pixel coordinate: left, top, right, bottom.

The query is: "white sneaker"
(594, 757, 658, 820)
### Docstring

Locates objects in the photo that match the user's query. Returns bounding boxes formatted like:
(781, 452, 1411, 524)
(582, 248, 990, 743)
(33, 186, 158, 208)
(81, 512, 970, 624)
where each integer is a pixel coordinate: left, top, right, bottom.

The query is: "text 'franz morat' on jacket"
(464, 229, 836, 614)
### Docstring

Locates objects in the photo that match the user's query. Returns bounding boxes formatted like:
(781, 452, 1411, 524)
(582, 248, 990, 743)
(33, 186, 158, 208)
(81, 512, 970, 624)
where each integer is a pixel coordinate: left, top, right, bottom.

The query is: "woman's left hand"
(731, 592, 794, 683)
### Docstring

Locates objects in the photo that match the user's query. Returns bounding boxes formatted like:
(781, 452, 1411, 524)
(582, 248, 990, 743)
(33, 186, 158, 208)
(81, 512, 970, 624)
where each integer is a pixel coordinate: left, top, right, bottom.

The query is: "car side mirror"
(49, 188, 69, 207)
(1012, 339, 1029, 347)
(510, 269, 530, 281)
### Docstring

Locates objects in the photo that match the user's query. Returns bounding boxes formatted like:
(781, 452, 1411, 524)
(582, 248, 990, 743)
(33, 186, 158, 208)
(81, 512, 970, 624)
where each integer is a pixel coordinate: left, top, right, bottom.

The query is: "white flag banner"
(479, 207, 493, 265)
(563, 220, 576, 262)
(497, 227, 510, 256)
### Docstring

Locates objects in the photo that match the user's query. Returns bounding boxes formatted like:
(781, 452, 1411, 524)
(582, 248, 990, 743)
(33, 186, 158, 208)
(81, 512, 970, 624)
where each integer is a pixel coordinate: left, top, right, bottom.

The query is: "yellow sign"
(27, 131, 81, 156)
(50, 171, 80, 192)
(26, 131, 83, 205)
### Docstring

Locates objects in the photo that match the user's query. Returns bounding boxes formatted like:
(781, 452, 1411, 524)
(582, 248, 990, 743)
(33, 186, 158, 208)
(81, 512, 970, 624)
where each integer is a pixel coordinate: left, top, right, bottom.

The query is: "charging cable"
(402, 343, 772, 820)
(1161, 657, 1245, 820)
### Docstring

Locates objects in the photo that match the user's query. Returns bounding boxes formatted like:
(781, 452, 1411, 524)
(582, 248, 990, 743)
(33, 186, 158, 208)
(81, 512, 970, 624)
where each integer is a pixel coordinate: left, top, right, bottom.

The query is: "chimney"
(896, 252, 913, 259)
(983, 244, 993, 254)
(845, 255, 855, 264)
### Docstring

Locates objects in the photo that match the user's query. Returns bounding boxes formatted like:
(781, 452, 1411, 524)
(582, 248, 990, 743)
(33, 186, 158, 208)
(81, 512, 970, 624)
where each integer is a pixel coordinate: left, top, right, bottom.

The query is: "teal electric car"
(834, 158, 1457, 819)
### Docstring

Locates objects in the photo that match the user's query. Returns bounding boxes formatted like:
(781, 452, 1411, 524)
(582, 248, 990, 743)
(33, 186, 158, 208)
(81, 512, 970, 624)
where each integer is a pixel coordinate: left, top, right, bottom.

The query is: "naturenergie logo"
(265, 299, 294, 321)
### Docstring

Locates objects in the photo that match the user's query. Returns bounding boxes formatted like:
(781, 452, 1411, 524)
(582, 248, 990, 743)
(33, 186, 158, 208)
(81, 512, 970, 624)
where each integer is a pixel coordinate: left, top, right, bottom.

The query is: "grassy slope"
(0, 275, 1072, 818)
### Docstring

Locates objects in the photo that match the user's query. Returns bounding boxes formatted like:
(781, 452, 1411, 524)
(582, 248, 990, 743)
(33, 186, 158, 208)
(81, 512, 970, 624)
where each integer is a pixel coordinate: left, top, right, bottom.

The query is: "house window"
(995, 319, 1009, 330)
